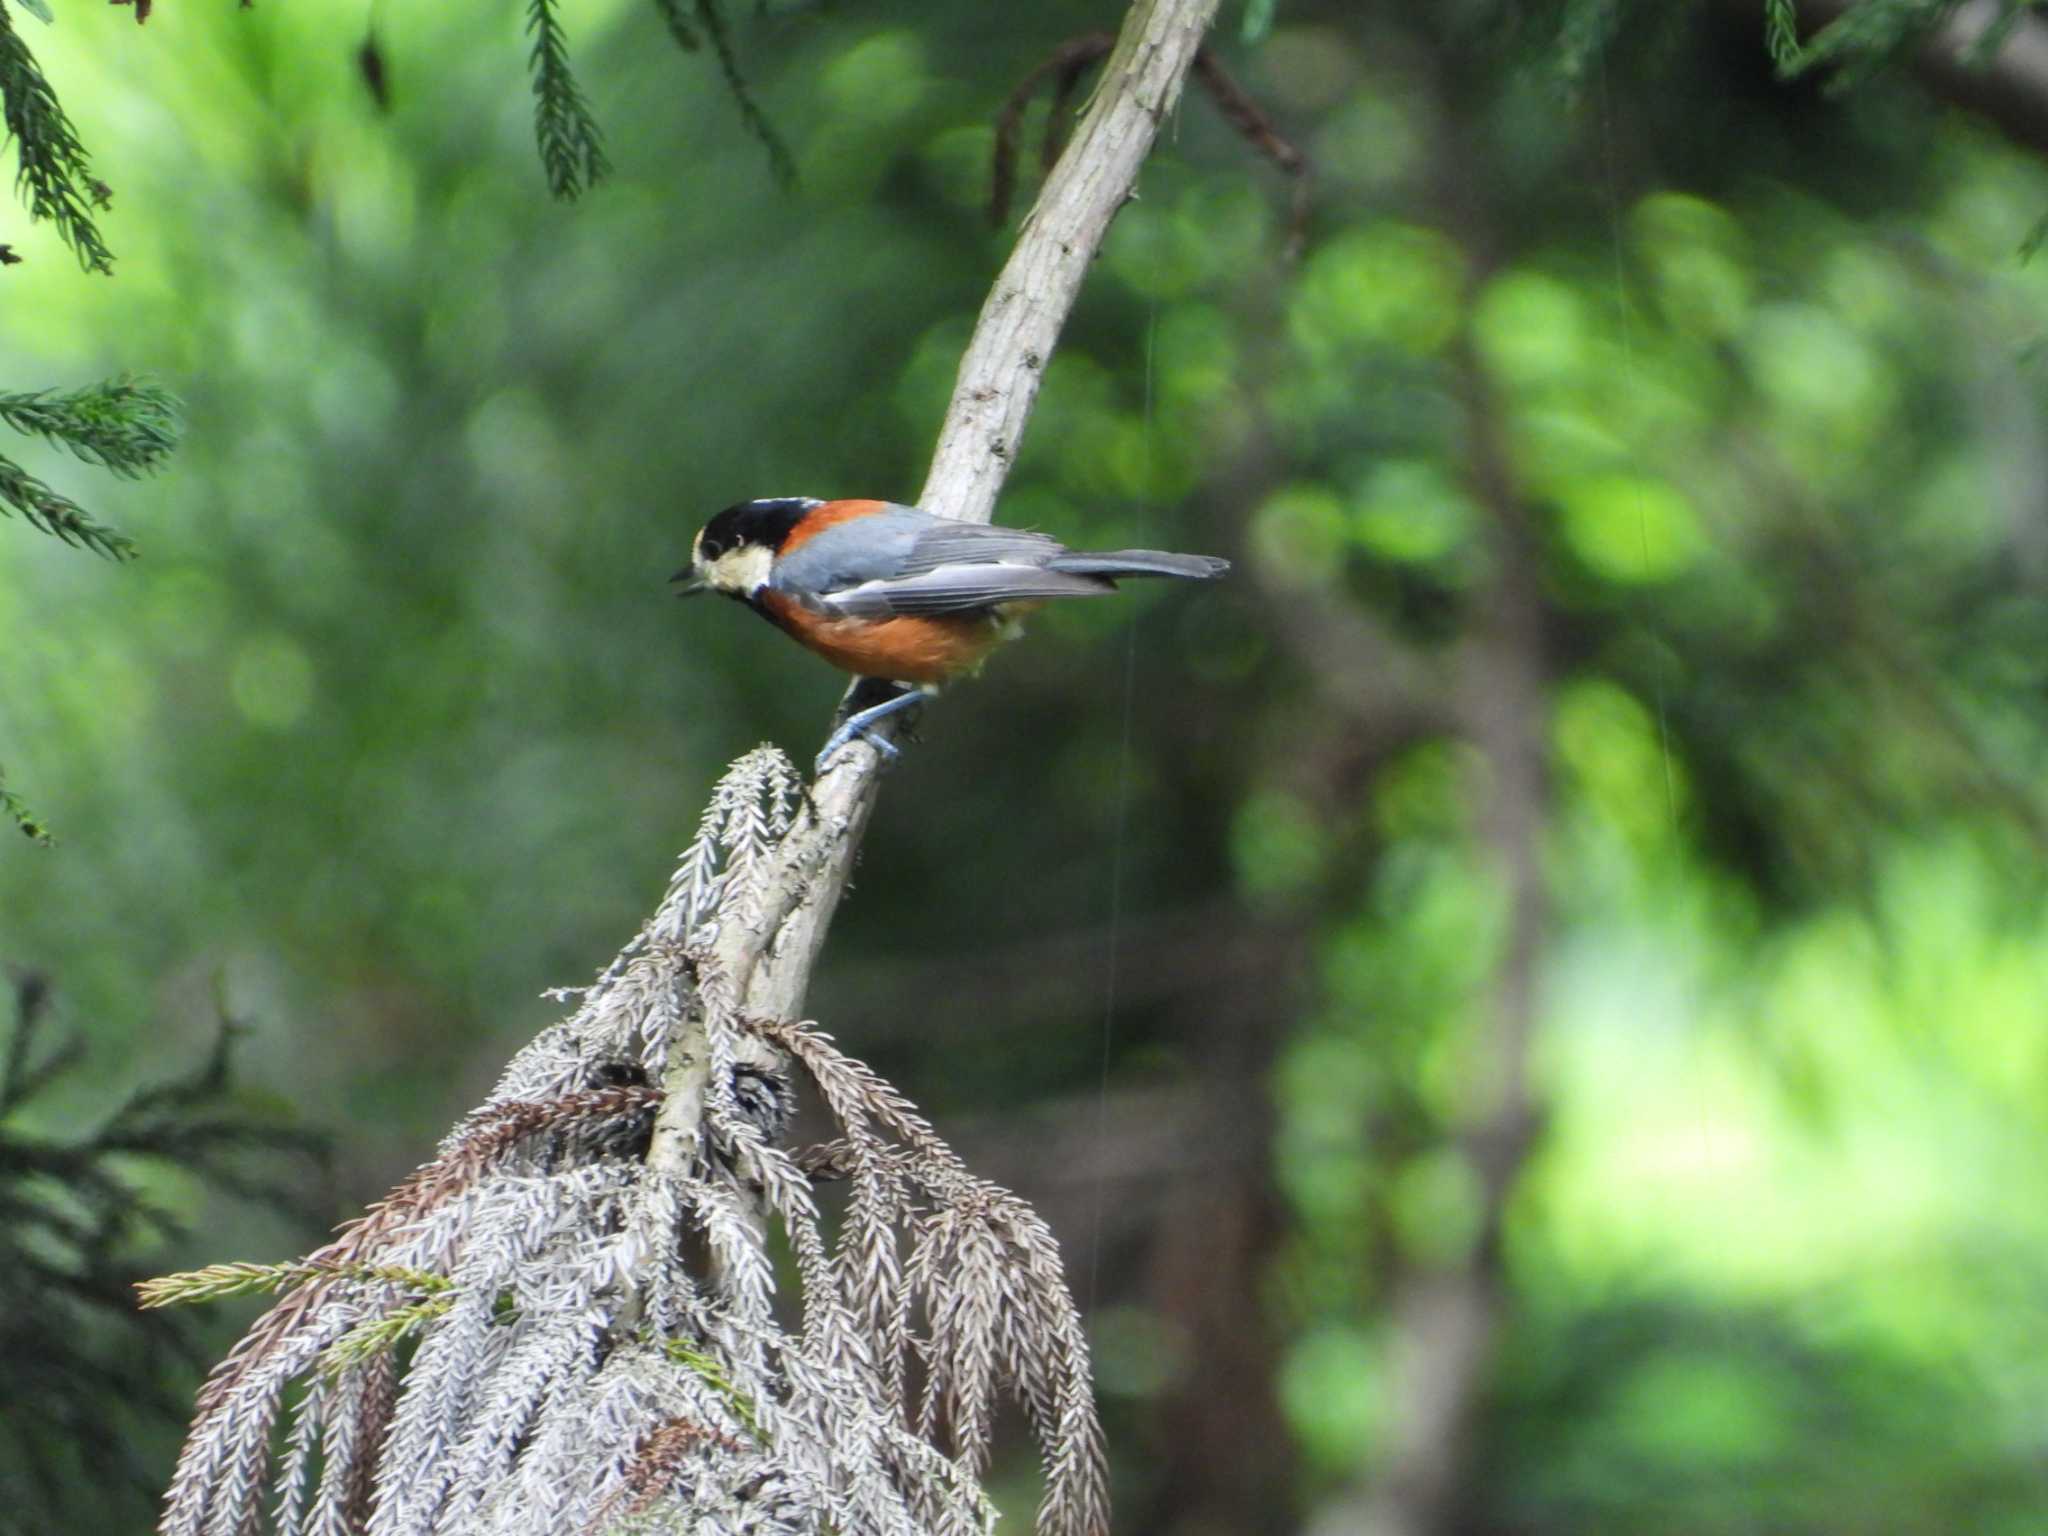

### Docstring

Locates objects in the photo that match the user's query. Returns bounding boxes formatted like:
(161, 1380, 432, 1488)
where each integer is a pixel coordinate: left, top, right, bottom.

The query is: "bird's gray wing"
(893, 519, 1069, 574)
(772, 507, 1079, 609)
(819, 563, 1115, 618)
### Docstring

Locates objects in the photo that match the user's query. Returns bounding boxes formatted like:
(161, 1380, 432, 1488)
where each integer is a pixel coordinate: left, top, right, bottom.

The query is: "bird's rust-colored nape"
(780, 499, 891, 555)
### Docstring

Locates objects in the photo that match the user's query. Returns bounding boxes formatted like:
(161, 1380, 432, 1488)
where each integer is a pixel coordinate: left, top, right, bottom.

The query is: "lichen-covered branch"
(918, 0, 1223, 531)
(707, 0, 1225, 1042)
(632, 0, 1224, 1388)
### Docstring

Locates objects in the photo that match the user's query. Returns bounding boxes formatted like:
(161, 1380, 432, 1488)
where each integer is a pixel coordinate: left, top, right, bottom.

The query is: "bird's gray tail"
(1048, 549, 1230, 581)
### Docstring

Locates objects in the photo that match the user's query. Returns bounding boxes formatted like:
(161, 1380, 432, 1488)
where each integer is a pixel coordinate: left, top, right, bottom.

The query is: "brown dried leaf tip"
(586, 1415, 748, 1532)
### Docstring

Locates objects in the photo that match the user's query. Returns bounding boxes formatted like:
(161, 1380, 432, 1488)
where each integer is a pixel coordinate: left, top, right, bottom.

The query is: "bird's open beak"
(670, 568, 708, 597)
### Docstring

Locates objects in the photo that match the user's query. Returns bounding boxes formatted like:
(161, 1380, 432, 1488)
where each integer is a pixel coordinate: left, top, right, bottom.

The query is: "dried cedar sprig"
(1189, 45, 1310, 257)
(585, 1415, 746, 1533)
(159, 746, 1097, 1536)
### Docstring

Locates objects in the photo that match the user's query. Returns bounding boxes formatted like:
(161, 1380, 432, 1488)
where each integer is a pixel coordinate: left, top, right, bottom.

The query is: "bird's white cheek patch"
(702, 545, 775, 596)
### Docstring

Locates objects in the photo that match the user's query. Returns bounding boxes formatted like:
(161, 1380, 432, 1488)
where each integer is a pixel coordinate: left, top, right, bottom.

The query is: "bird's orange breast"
(754, 591, 1014, 684)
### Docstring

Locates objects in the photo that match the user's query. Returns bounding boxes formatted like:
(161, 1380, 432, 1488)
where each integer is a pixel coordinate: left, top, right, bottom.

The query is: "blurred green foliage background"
(6, 1, 2048, 1532)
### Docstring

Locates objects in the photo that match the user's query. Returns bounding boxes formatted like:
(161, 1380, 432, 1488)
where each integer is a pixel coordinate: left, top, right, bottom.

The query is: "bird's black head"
(680, 497, 822, 597)
(698, 498, 819, 560)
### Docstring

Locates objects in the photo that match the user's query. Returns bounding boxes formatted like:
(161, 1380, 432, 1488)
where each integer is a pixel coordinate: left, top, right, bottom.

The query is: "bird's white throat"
(697, 542, 775, 597)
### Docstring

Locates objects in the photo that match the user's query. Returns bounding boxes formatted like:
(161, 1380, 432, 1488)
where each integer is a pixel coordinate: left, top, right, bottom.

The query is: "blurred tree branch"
(1333, 326, 1553, 1536)
(532, 0, 793, 199)
(1298, 336, 1552, 1536)
(1274, 47, 1565, 1532)
(0, 374, 181, 838)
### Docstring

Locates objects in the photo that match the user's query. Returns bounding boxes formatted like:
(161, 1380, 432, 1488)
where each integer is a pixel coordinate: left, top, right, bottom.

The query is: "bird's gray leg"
(834, 675, 906, 726)
(816, 686, 925, 772)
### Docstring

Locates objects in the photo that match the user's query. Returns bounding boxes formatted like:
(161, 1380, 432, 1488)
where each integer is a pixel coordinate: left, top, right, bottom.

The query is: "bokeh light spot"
(1291, 224, 1466, 359)
(230, 634, 315, 729)
(1281, 1325, 1384, 1473)
(1557, 472, 1705, 583)
(1352, 458, 1478, 564)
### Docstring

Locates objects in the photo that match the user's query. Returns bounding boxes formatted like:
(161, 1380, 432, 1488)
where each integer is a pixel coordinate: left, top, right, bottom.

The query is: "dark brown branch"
(1189, 46, 1312, 257)
(990, 36, 1311, 256)
(991, 32, 1116, 228)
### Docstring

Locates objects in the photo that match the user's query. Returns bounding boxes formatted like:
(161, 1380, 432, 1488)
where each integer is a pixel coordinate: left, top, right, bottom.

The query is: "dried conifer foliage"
(150, 747, 1106, 1536)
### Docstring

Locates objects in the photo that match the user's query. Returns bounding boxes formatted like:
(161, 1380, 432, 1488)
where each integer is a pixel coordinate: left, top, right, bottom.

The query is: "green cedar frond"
(0, 377, 179, 556)
(0, 448, 136, 558)
(0, 376, 178, 477)
(694, 0, 795, 189)
(662, 1337, 766, 1443)
(0, 0, 114, 272)
(527, 0, 610, 200)
(137, 1259, 453, 1310)
(320, 1294, 456, 1370)
(1764, 0, 1803, 68)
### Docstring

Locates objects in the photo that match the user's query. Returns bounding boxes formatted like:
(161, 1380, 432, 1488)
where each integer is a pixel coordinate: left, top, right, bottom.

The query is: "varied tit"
(674, 497, 1229, 770)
